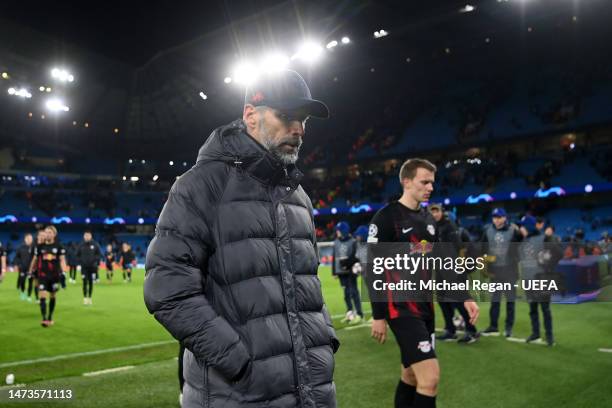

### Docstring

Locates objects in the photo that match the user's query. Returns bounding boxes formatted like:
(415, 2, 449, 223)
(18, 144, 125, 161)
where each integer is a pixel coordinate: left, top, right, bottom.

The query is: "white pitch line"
(83, 365, 134, 377)
(0, 340, 176, 368)
(0, 384, 27, 390)
(341, 322, 372, 331)
(598, 348, 612, 353)
(331, 311, 371, 319)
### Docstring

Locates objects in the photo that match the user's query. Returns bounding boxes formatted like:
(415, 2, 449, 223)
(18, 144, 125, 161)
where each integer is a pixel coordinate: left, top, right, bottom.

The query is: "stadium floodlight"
(169, 161, 174, 166)
(1, 72, 8, 79)
(39, 86, 45, 91)
(224, 76, 232, 84)
(374, 29, 389, 39)
(122, 176, 127, 181)
(141, 159, 146, 164)
(51, 68, 74, 82)
(341, 36, 350, 44)
(45, 98, 69, 112)
(152, 175, 159, 181)
(232, 61, 258, 85)
(138, 218, 145, 224)
(199, 92, 208, 100)
(8, 87, 32, 98)
(326, 40, 338, 49)
(585, 184, 593, 193)
(128, 159, 133, 164)
(292, 41, 324, 63)
(130, 176, 139, 182)
(260, 53, 290, 73)
(460, 4, 476, 13)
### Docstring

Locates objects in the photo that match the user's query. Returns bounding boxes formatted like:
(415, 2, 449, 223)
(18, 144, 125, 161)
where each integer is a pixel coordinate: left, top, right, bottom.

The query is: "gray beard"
(259, 122, 301, 165)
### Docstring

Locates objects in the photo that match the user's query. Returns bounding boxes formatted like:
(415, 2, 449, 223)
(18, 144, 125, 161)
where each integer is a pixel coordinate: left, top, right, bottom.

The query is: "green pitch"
(0, 268, 611, 407)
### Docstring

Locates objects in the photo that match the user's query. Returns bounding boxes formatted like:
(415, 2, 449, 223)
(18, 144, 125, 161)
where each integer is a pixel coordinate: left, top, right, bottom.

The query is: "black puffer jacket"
(144, 120, 339, 408)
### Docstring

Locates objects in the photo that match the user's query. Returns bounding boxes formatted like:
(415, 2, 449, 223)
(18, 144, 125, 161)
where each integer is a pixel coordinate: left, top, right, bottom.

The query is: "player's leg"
(389, 317, 437, 407)
(18, 273, 27, 299)
(122, 267, 127, 282)
(527, 301, 540, 342)
(396, 365, 417, 408)
(504, 284, 516, 336)
(348, 275, 363, 321)
(39, 286, 48, 326)
(410, 359, 439, 407)
(82, 268, 89, 303)
(338, 275, 354, 322)
(127, 266, 132, 282)
(89, 267, 96, 301)
(483, 288, 501, 334)
(34, 277, 39, 301)
(48, 289, 57, 324)
(455, 301, 477, 335)
(436, 297, 456, 340)
(541, 301, 554, 345)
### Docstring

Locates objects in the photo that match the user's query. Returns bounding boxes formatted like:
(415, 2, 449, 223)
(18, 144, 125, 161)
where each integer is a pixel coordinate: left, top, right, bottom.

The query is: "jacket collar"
(197, 119, 303, 188)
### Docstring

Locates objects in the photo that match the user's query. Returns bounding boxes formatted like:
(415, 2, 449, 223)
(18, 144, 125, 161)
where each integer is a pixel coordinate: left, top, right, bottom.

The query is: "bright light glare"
(460, 4, 476, 13)
(152, 175, 159, 181)
(374, 30, 389, 39)
(199, 92, 208, 100)
(45, 98, 69, 112)
(260, 53, 290, 73)
(8, 87, 32, 98)
(224, 76, 232, 84)
(292, 42, 324, 63)
(326, 40, 338, 49)
(232, 62, 258, 85)
(341, 36, 350, 44)
(51, 68, 74, 82)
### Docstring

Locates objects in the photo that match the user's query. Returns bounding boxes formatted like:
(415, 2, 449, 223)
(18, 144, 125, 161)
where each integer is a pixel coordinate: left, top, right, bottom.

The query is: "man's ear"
(243, 104, 259, 134)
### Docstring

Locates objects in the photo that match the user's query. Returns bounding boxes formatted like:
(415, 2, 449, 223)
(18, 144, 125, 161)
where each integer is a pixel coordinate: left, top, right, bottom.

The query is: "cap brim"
(267, 98, 330, 119)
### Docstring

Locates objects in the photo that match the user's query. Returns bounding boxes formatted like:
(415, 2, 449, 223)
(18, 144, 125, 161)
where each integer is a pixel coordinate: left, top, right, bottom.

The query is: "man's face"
(429, 208, 443, 222)
(107, 245, 113, 252)
(536, 222, 545, 231)
(402, 168, 435, 204)
(84, 232, 92, 242)
(24, 235, 33, 245)
(122, 243, 128, 251)
(37, 231, 46, 243)
(44, 228, 55, 243)
(256, 107, 308, 165)
(492, 216, 506, 229)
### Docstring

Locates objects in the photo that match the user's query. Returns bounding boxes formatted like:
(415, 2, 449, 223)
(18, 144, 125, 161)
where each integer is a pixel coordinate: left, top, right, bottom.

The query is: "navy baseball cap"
(492, 208, 507, 217)
(520, 215, 537, 233)
(245, 70, 329, 119)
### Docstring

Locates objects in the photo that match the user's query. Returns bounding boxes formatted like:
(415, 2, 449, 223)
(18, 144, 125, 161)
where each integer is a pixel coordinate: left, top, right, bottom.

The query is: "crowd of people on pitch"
(331, 205, 608, 347)
(0, 228, 137, 327)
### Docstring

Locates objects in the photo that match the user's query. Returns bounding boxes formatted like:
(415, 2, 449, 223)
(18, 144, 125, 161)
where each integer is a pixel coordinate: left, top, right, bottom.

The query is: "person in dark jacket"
(428, 204, 479, 344)
(77, 231, 102, 305)
(332, 221, 363, 324)
(479, 208, 522, 337)
(519, 216, 563, 346)
(120, 243, 135, 283)
(144, 70, 339, 408)
(14, 233, 34, 300)
(66, 242, 79, 284)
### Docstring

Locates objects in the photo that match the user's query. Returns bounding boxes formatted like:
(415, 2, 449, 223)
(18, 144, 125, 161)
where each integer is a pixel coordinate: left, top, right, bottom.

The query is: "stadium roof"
(1, 0, 611, 161)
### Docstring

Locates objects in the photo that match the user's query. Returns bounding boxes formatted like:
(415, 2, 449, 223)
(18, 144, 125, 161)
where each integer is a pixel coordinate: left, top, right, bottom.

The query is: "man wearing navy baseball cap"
(243, 70, 329, 165)
(145, 69, 338, 408)
(480, 208, 522, 337)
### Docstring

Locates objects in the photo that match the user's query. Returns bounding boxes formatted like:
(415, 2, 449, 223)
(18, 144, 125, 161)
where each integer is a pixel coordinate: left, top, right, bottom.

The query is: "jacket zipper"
(268, 187, 305, 407)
